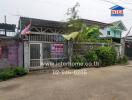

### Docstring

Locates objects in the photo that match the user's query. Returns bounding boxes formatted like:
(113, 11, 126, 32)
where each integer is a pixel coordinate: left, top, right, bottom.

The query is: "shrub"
(0, 67, 27, 81)
(117, 56, 128, 64)
(84, 50, 98, 62)
(0, 69, 15, 81)
(95, 46, 117, 67)
(72, 55, 86, 69)
(13, 67, 27, 76)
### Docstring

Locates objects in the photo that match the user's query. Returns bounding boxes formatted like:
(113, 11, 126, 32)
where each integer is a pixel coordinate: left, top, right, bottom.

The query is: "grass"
(0, 67, 27, 81)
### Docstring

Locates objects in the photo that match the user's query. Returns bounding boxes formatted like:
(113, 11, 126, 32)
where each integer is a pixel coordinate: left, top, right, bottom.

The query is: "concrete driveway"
(0, 65, 132, 100)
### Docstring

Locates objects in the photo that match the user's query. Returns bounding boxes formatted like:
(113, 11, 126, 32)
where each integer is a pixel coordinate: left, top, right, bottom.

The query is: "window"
(107, 31, 111, 35)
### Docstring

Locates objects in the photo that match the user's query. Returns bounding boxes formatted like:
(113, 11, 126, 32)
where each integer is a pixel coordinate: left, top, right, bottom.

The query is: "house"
(18, 17, 68, 70)
(81, 19, 111, 28)
(0, 23, 16, 36)
(81, 19, 127, 43)
(18, 17, 126, 69)
(100, 20, 127, 43)
(20, 17, 115, 69)
(0, 16, 125, 70)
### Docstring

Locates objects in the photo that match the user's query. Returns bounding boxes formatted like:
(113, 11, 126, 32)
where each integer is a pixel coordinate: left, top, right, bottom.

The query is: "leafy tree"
(66, 2, 107, 43)
(76, 25, 102, 42)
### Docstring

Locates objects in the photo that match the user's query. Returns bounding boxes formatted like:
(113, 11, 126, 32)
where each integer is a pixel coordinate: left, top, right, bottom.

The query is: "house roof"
(110, 5, 125, 10)
(19, 17, 112, 30)
(111, 20, 127, 31)
(18, 17, 66, 30)
(0, 23, 16, 32)
(81, 19, 112, 28)
(18, 17, 128, 34)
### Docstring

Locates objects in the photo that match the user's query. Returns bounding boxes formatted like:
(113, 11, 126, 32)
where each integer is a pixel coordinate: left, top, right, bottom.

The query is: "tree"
(65, 2, 102, 42)
(76, 25, 102, 42)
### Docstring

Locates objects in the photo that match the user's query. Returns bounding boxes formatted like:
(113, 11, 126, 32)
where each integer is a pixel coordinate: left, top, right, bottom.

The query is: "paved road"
(0, 65, 132, 100)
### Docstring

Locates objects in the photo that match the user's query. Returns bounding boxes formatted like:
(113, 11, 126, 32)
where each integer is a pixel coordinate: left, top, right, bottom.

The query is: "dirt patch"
(0, 83, 21, 91)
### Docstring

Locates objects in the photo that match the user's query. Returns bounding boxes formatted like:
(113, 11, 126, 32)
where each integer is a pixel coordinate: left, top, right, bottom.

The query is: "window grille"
(28, 34, 65, 42)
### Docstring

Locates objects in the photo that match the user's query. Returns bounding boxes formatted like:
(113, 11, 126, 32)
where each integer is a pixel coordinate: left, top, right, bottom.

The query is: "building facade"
(0, 17, 126, 70)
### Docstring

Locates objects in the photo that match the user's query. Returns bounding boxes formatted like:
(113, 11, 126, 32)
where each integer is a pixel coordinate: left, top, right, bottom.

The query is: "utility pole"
(4, 15, 7, 36)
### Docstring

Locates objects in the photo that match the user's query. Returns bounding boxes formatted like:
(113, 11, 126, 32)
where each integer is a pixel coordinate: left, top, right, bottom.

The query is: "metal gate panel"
(30, 43, 42, 68)
(28, 33, 68, 69)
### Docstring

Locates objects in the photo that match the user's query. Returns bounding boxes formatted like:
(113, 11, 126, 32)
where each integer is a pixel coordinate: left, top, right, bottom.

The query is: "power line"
(120, 0, 132, 5)
(100, 0, 132, 11)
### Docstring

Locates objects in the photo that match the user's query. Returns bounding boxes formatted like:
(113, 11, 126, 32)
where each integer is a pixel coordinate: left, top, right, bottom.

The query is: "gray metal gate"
(30, 43, 42, 67)
(125, 42, 132, 59)
(29, 33, 68, 68)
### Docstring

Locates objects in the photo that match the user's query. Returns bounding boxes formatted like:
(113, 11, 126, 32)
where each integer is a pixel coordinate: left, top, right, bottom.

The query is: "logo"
(110, 5, 125, 16)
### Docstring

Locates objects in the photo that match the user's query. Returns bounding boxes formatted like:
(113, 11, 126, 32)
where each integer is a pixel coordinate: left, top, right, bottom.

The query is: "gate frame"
(24, 32, 68, 70)
(29, 43, 43, 69)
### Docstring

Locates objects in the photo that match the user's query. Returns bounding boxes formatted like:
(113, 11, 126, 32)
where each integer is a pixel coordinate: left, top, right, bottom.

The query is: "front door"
(30, 43, 42, 68)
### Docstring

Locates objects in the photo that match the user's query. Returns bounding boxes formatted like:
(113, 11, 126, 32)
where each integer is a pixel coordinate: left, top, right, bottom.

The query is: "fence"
(72, 42, 122, 58)
(23, 32, 123, 70)
(0, 39, 23, 69)
(24, 33, 69, 69)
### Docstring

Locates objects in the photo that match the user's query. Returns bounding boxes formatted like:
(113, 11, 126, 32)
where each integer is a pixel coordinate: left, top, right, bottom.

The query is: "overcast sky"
(0, 0, 132, 36)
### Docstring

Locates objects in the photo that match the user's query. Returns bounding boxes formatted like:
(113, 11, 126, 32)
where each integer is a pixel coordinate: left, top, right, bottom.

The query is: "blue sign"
(110, 5, 125, 16)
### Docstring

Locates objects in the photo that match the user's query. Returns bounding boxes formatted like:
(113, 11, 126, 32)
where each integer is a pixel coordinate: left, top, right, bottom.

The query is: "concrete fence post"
(68, 40, 73, 63)
(24, 41, 30, 72)
(120, 38, 125, 57)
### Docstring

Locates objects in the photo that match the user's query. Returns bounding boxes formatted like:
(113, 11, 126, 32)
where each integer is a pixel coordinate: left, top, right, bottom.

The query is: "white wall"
(100, 27, 108, 37)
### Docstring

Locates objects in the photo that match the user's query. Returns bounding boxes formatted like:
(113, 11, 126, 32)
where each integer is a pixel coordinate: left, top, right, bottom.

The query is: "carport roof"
(18, 17, 67, 30)
(18, 17, 112, 30)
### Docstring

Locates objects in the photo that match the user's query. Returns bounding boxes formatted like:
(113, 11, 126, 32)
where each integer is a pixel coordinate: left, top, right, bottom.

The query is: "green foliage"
(98, 39, 113, 43)
(72, 46, 119, 68)
(67, 19, 83, 33)
(74, 23, 102, 42)
(67, 20, 103, 42)
(84, 25, 102, 39)
(117, 56, 128, 64)
(72, 55, 86, 69)
(95, 46, 117, 67)
(66, 3, 112, 43)
(0, 67, 27, 81)
(0, 69, 15, 81)
(84, 50, 98, 62)
(13, 67, 27, 76)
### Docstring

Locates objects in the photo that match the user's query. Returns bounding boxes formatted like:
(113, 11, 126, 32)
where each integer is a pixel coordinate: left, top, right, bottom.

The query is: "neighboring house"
(0, 23, 16, 36)
(81, 19, 111, 29)
(0, 24, 21, 69)
(81, 19, 127, 43)
(100, 20, 127, 43)
(100, 20, 127, 38)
